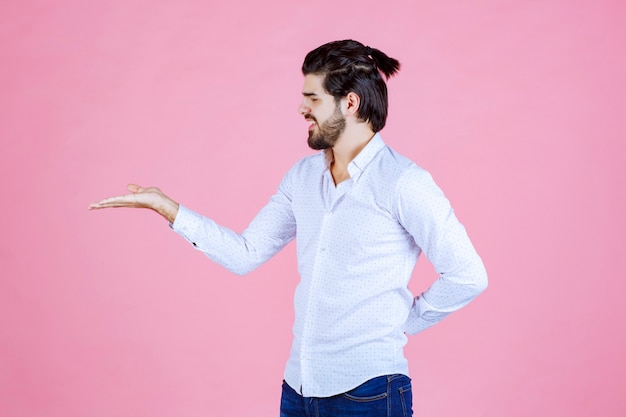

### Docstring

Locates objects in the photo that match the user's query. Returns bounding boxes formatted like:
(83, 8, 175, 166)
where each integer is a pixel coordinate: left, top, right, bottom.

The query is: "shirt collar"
(322, 133, 386, 183)
(347, 133, 385, 183)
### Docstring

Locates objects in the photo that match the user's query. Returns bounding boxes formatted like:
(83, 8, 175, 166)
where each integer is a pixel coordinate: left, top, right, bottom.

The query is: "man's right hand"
(88, 184, 180, 223)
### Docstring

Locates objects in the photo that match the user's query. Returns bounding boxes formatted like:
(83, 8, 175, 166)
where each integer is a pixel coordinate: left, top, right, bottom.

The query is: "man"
(90, 39, 487, 417)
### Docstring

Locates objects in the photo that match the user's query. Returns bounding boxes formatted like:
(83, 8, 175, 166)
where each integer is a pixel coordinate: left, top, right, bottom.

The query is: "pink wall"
(1, 1, 624, 416)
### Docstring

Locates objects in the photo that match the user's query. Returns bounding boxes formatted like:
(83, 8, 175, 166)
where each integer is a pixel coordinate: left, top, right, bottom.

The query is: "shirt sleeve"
(395, 166, 488, 335)
(170, 170, 297, 276)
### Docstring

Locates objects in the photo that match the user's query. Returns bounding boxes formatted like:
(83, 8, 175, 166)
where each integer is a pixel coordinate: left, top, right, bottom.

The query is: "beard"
(307, 105, 346, 150)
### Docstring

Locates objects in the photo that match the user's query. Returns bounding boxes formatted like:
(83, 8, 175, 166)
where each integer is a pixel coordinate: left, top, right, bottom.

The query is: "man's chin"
(307, 133, 322, 150)
(308, 137, 331, 151)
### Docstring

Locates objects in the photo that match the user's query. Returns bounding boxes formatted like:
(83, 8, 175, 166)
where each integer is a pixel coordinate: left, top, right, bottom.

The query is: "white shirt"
(171, 133, 487, 397)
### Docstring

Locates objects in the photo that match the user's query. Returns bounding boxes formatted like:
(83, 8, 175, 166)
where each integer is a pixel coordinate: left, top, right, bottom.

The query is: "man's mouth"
(305, 116, 317, 131)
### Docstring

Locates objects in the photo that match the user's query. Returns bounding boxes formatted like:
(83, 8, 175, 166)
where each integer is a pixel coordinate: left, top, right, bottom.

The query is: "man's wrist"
(156, 199, 179, 224)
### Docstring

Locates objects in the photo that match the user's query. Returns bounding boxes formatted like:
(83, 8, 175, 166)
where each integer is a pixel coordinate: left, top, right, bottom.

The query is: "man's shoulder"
(278, 152, 326, 187)
(376, 144, 426, 178)
(287, 152, 326, 174)
(372, 144, 441, 200)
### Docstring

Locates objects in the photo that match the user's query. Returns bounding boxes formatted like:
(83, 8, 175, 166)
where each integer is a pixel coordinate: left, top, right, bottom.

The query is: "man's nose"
(298, 100, 310, 115)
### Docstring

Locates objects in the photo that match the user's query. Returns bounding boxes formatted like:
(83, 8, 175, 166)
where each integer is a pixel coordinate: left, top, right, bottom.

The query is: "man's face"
(299, 74, 346, 150)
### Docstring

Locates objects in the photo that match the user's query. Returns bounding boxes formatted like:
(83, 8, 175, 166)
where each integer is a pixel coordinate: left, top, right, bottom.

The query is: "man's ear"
(342, 92, 361, 116)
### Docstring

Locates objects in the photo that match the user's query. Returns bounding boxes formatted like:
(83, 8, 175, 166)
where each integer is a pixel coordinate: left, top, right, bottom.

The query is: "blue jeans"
(280, 374, 413, 417)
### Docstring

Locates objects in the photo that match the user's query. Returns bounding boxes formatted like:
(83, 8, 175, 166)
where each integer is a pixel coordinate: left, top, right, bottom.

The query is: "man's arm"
(89, 175, 297, 276)
(395, 167, 488, 335)
(168, 177, 296, 275)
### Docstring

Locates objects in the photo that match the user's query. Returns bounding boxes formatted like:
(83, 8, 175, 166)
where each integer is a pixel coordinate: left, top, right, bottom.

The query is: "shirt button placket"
(300, 210, 333, 396)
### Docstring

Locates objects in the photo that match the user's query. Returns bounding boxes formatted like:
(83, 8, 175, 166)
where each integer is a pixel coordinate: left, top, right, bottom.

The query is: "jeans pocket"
(398, 383, 413, 417)
(342, 375, 389, 402)
(342, 391, 388, 402)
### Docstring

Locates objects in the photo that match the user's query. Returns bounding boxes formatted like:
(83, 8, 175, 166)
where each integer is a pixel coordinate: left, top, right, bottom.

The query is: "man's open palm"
(89, 184, 179, 223)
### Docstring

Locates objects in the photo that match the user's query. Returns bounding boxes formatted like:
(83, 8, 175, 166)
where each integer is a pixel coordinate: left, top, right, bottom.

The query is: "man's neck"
(329, 124, 376, 185)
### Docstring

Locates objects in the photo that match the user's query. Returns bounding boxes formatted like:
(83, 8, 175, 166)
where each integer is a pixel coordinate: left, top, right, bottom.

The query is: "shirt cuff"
(404, 294, 447, 335)
(169, 204, 204, 246)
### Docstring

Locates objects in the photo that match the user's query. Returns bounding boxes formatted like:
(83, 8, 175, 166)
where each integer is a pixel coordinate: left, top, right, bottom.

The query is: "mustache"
(304, 114, 317, 123)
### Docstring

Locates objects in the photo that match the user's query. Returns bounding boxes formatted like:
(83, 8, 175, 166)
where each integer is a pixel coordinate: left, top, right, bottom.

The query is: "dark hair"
(302, 39, 400, 132)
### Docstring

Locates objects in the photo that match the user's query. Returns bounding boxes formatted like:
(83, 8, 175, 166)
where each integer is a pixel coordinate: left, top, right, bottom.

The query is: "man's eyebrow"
(302, 92, 318, 97)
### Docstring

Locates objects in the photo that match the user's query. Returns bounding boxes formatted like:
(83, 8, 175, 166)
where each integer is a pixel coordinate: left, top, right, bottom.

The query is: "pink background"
(1, 1, 624, 416)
